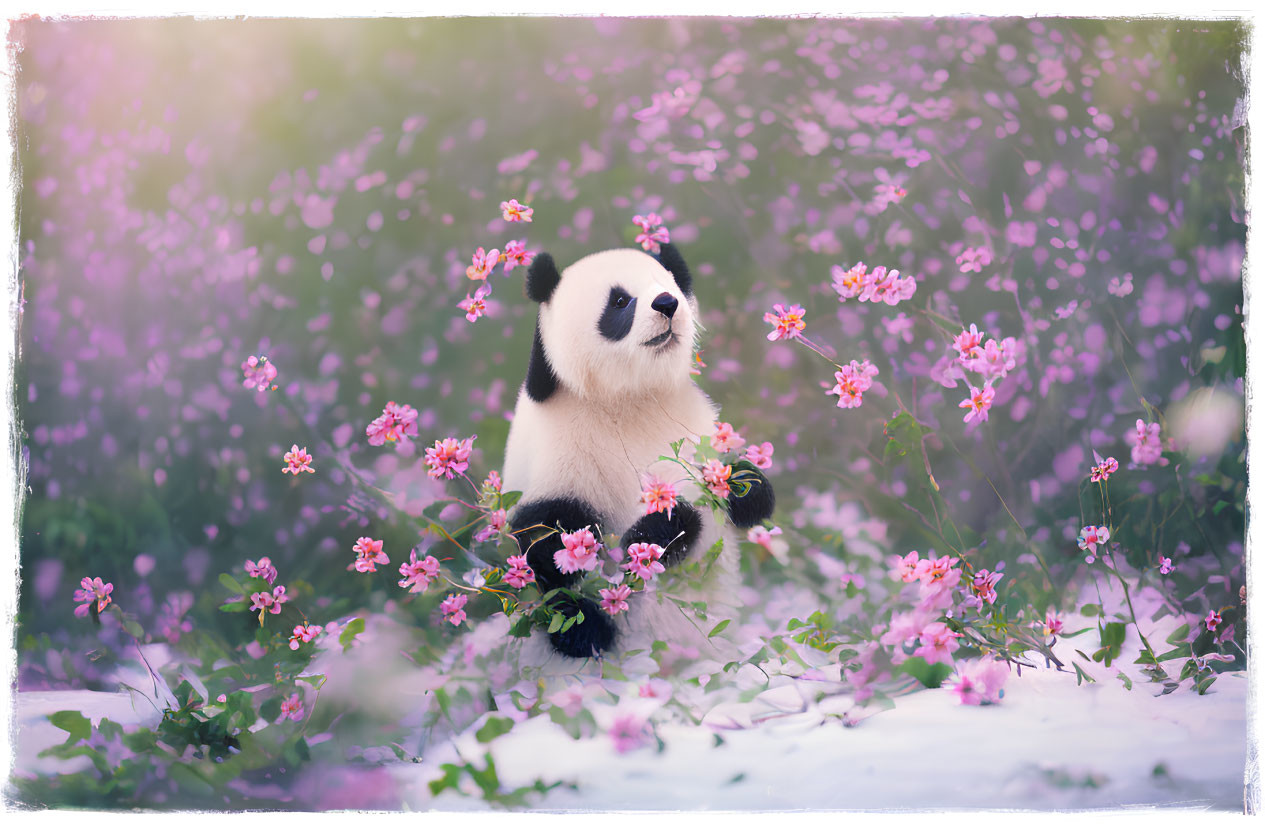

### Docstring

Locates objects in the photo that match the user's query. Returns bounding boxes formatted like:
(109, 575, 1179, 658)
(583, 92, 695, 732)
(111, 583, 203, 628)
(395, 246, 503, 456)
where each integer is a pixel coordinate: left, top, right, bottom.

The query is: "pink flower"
(889, 551, 921, 583)
(500, 198, 533, 223)
(466, 246, 500, 281)
(503, 554, 535, 589)
(746, 524, 783, 552)
(288, 623, 323, 650)
(483, 470, 503, 493)
(959, 385, 996, 424)
(279, 692, 305, 722)
(245, 557, 278, 584)
(763, 303, 806, 341)
(962, 337, 1018, 381)
(1204, 609, 1222, 632)
(623, 542, 666, 581)
(632, 213, 670, 253)
(250, 585, 289, 615)
(1090, 456, 1119, 482)
(282, 445, 315, 475)
(701, 459, 732, 499)
(553, 527, 602, 574)
(352, 537, 389, 573)
(946, 658, 1009, 705)
(955, 246, 993, 273)
(398, 550, 441, 592)
(744, 441, 774, 470)
(1159, 556, 1174, 575)
(913, 621, 962, 667)
(640, 476, 679, 519)
(241, 355, 278, 392)
(473, 509, 508, 543)
(831, 262, 868, 300)
(609, 711, 649, 753)
(424, 435, 476, 479)
(458, 283, 492, 323)
(1077, 525, 1110, 563)
(440, 593, 469, 626)
(915, 554, 960, 587)
(1126, 419, 1166, 467)
(501, 239, 534, 272)
(828, 359, 879, 409)
(967, 569, 1003, 608)
(710, 422, 747, 453)
(1041, 613, 1065, 637)
(1107, 274, 1134, 297)
(72, 577, 113, 618)
(599, 584, 633, 616)
(366, 401, 420, 446)
(953, 324, 984, 361)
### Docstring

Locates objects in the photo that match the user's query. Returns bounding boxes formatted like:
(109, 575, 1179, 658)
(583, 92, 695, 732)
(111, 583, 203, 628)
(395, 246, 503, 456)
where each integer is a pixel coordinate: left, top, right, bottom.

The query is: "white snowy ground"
(10, 606, 1251, 812)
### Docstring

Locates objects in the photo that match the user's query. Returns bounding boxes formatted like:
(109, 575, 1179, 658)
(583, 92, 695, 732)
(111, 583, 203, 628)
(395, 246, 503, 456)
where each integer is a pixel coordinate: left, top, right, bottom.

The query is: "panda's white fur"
(503, 247, 745, 666)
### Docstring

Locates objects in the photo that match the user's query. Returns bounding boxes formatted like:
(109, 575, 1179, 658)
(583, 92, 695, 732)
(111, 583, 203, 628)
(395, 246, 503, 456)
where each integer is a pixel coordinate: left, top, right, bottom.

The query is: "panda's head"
(523, 243, 697, 402)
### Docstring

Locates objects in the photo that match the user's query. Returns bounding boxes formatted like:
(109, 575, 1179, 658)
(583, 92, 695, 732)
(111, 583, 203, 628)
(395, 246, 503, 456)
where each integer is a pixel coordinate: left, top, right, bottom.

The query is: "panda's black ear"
(525, 253, 561, 303)
(525, 316, 559, 402)
(656, 243, 693, 298)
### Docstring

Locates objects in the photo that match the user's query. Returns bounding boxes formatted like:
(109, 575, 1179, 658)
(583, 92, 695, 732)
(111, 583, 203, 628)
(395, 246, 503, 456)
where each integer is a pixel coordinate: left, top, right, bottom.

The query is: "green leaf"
(547, 612, 564, 634)
(508, 615, 534, 638)
(1116, 671, 1133, 690)
(475, 716, 515, 744)
(219, 600, 249, 612)
(297, 674, 325, 689)
(219, 573, 246, 594)
(900, 657, 953, 689)
(1165, 624, 1190, 645)
(259, 696, 281, 723)
(48, 710, 91, 744)
(1080, 603, 1102, 616)
(708, 619, 731, 638)
(339, 617, 366, 651)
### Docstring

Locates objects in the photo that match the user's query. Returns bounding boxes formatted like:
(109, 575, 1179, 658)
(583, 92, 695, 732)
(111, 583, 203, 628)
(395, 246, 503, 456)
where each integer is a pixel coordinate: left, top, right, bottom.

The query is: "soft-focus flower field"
(7, 16, 1248, 811)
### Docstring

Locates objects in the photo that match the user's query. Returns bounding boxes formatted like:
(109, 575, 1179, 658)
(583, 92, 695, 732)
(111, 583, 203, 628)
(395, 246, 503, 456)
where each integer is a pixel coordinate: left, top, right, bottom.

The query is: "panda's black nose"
(651, 292, 678, 319)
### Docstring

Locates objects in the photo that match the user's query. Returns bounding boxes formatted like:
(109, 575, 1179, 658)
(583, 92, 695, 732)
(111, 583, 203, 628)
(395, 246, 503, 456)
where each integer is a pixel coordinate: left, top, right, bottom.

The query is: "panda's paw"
(548, 596, 616, 659)
(511, 497, 606, 591)
(620, 500, 702, 567)
(726, 460, 776, 528)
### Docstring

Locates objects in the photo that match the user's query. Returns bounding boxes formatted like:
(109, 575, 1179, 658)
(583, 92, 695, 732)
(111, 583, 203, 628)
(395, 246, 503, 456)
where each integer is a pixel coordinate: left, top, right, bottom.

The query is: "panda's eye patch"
(599, 286, 636, 341)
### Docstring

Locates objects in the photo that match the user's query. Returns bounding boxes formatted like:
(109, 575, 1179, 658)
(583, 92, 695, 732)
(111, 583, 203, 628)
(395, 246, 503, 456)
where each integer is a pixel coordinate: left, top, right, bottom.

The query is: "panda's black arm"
(725, 460, 776, 529)
(620, 500, 703, 568)
(509, 497, 617, 659)
(510, 497, 607, 591)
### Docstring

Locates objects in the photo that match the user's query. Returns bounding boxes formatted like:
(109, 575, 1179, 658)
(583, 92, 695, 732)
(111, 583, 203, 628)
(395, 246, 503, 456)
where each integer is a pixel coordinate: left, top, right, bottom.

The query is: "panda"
(502, 243, 775, 660)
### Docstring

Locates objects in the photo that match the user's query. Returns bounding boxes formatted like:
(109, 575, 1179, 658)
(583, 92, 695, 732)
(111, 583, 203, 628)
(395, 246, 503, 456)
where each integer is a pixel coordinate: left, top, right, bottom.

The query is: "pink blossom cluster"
(279, 693, 305, 722)
(633, 213, 670, 253)
(282, 445, 315, 475)
(764, 303, 806, 341)
(473, 509, 507, 543)
(881, 551, 980, 670)
(954, 246, 993, 273)
(458, 200, 537, 322)
(500, 198, 533, 223)
(351, 537, 389, 573)
(440, 593, 468, 626)
(554, 527, 602, 575)
(953, 324, 1020, 383)
(830, 262, 917, 305)
(398, 550, 441, 593)
(1089, 455, 1119, 482)
(965, 568, 1003, 610)
(624, 542, 666, 581)
(245, 556, 278, 584)
(424, 435, 476, 480)
(250, 585, 289, 615)
(1077, 525, 1110, 563)
(289, 623, 322, 650)
(503, 554, 535, 589)
(241, 355, 277, 392)
(828, 359, 879, 409)
(640, 476, 679, 519)
(945, 658, 1009, 705)
(1126, 419, 1166, 466)
(701, 459, 732, 498)
(711, 422, 745, 453)
(72, 576, 114, 618)
(600, 584, 633, 616)
(365, 401, 419, 446)
(744, 441, 775, 469)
